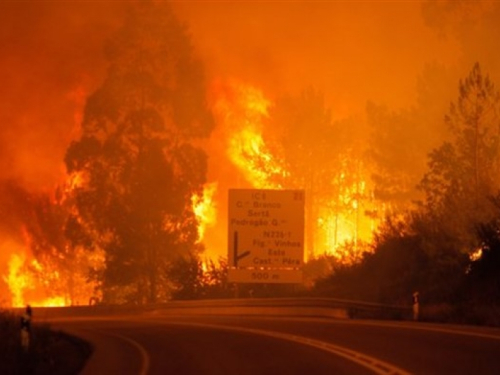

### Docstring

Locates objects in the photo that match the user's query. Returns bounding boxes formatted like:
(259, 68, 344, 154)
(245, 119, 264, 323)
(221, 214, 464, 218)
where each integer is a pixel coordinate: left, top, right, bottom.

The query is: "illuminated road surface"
(51, 310, 500, 375)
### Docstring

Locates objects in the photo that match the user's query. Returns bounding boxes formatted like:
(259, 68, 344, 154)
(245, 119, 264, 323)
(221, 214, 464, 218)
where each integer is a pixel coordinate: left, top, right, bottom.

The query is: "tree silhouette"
(264, 88, 371, 257)
(64, 2, 214, 303)
(419, 63, 500, 250)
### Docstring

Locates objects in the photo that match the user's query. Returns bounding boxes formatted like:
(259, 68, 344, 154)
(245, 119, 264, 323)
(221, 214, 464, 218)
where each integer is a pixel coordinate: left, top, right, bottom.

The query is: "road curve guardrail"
(13, 297, 412, 322)
(150, 297, 412, 320)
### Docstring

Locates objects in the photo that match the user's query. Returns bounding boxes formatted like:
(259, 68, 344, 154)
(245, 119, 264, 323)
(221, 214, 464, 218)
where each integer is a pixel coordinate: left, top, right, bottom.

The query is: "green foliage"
(64, 2, 214, 303)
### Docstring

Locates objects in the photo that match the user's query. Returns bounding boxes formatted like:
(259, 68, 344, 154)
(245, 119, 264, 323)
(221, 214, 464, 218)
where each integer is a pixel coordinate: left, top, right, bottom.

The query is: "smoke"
(0, 0, 497, 188)
(1, 0, 500, 263)
(0, 1, 125, 301)
(0, 2, 124, 190)
(173, 1, 462, 117)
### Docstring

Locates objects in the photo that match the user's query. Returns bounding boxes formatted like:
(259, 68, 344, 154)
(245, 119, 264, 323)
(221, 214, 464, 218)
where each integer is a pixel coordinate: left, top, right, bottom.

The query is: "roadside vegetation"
(0, 309, 91, 375)
(56, 6, 500, 328)
(165, 63, 500, 327)
(3, 2, 500, 331)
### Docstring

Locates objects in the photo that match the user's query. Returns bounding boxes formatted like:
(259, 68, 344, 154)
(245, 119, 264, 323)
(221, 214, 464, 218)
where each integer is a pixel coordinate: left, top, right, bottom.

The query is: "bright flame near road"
(4, 252, 67, 307)
(213, 80, 286, 189)
(209, 79, 378, 263)
(193, 182, 218, 243)
(4, 253, 27, 308)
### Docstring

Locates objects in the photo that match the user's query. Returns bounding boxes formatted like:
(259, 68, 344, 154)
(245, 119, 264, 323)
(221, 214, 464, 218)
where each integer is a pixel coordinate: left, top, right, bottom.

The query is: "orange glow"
(4, 252, 66, 307)
(192, 182, 218, 243)
(4, 253, 27, 307)
(3, 245, 104, 308)
(208, 79, 376, 263)
(4, 1, 475, 296)
(212, 80, 286, 189)
(67, 171, 86, 191)
(0, 171, 105, 308)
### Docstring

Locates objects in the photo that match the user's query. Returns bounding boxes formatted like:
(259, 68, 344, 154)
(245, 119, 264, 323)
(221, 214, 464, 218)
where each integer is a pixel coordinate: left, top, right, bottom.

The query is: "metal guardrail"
(152, 297, 412, 320)
(16, 297, 412, 321)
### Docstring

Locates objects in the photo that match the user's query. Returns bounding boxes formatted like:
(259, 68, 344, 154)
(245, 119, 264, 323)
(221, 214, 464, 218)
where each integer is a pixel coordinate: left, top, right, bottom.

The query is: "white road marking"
(235, 315, 500, 341)
(320, 318, 500, 341)
(157, 320, 411, 375)
(98, 330, 150, 375)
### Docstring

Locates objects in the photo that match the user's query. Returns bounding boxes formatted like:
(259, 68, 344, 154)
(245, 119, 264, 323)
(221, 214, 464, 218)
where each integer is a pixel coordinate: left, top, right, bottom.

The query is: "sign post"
(228, 189, 305, 283)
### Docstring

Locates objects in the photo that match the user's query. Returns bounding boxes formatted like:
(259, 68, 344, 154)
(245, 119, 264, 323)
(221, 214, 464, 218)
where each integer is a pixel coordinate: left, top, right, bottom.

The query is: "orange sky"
(1, 0, 500, 280)
(2, 0, 496, 193)
(173, 1, 461, 118)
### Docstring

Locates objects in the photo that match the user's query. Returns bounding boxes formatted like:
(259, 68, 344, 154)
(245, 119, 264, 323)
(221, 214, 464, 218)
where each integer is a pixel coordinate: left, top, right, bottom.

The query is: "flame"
(470, 247, 482, 261)
(213, 80, 286, 189)
(67, 171, 86, 191)
(1, 77, 377, 306)
(4, 253, 67, 307)
(3, 244, 104, 308)
(4, 253, 27, 307)
(1, 170, 104, 308)
(192, 182, 218, 243)
(210, 79, 376, 264)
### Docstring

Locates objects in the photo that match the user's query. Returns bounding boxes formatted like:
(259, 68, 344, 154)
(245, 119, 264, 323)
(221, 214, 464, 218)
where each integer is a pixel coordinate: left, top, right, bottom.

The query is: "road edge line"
(160, 320, 410, 375)
(99, 330, 150, 375)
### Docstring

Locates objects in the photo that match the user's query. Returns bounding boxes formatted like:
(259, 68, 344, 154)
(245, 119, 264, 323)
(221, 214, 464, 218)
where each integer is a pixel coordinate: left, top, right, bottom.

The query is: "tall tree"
(268, 89, 334, 258)
(367, 62, 456, 214)
(64, 2, 214, 303)
(264, 88, 370, 258)
(419, 63, 500, 250)
(367, 104, 425, 210)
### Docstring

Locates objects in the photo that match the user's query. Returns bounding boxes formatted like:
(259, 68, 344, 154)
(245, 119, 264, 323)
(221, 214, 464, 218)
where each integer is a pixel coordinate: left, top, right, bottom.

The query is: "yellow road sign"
(228, 189, 305, 283)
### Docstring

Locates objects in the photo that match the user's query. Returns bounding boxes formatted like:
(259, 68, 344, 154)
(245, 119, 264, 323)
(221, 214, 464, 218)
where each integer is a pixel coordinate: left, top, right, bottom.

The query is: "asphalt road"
(51, 310, 500, 375)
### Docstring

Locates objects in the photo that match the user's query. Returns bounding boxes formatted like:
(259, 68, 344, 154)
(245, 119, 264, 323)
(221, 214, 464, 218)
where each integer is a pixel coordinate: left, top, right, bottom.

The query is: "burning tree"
(212, 82, 375, 263)
(264, 89, 373, 259)
(328, 63, 500, 306)
(366, 103, 425, 210)
(64, 2, 214, 304)
(0, 180, 101, 307)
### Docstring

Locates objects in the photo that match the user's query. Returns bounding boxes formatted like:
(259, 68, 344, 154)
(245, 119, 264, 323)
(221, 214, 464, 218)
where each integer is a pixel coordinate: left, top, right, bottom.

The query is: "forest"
(0, 1, 500, 325)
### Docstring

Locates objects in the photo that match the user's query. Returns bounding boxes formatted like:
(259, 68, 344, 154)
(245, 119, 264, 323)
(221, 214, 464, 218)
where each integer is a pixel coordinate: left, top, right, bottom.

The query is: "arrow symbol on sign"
(233, 231, 250, 267)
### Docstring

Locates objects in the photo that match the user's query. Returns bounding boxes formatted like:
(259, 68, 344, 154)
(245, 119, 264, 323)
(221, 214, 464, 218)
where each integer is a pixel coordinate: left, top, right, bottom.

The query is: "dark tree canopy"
(64, 2, 214, 303)
(419, 63, 500, 249)
(314, 64, 500, 315)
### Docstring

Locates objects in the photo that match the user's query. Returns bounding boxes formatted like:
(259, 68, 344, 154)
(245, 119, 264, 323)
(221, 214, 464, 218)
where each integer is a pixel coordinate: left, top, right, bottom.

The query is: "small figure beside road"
(412, 291, 419, 321)
(20, 305, 32, 350)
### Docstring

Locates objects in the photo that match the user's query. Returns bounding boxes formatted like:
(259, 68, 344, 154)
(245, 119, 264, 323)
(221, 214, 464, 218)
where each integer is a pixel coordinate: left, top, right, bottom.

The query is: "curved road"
(52, 311, 500, 375)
